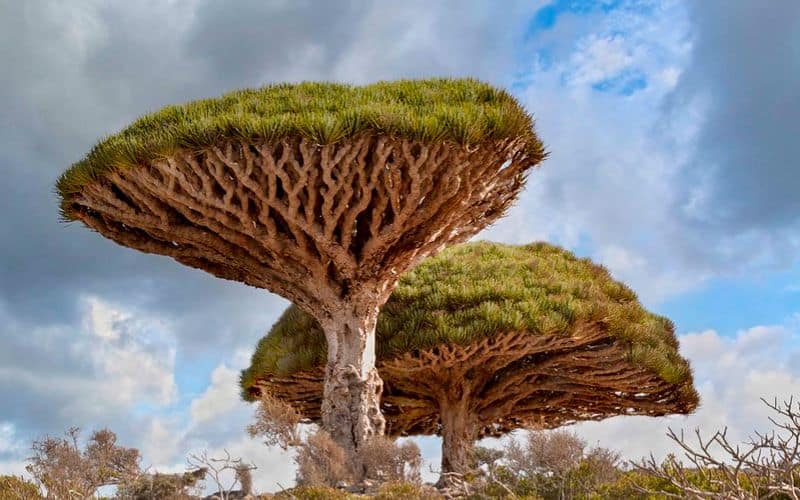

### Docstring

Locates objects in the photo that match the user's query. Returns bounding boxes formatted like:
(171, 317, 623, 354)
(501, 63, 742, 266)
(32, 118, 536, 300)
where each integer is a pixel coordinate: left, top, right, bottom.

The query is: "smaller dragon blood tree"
(240, 242, 699, 483)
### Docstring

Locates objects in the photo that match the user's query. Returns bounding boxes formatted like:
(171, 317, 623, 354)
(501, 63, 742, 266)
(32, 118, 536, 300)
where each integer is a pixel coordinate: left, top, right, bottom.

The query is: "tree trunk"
(320, 302, 386, 479)
(437, 397, 476, 486)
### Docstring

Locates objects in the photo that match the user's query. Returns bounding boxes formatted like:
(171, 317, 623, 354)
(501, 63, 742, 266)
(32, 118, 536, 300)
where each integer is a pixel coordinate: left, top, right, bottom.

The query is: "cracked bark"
(319, 302, 385, 475)
(438, 397, 477, 485)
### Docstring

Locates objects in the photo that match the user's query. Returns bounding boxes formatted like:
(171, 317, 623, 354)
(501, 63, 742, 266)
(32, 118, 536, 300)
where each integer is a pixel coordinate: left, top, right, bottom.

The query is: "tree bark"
(438, 397, 476, 486)
(320, 302, 386, 479)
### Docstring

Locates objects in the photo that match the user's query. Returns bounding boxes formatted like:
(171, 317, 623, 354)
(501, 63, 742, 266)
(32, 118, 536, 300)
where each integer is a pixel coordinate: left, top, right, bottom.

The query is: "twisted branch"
(71, 135, 534, 319)
(250, 328, 697, 438)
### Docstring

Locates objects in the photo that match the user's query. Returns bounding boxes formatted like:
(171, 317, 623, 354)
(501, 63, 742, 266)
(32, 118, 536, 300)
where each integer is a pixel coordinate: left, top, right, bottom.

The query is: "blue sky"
(1, 0, 799, 492)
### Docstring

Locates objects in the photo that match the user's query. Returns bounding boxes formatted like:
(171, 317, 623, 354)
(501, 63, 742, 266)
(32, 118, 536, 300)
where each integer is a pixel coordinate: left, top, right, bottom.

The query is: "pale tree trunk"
(320, 301, 386, 479)
(437, 397, 477, 486)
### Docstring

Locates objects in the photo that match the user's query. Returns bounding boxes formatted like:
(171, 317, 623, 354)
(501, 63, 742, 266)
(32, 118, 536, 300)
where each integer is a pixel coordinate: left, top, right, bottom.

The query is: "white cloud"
(0, 296, 178, 423)
(0, 297, 181, 477)
(133, 347, 301, 492)
(566, 35, 634, 86)
(329, 0, 545, 84)
(0, 460, 28, 478)
(0, 422, 30, 478)
(481, 0, 711, 304)
(658, 66, 682, 88)
(138, 417, 185, 469)
(190, 364, 242, 425)
(570, 321, 800, 463)
(191, 435, 296, 494)
(0, 422, 22, 453)
(78, 297, 178, 408)
(190, 347, 255, 427)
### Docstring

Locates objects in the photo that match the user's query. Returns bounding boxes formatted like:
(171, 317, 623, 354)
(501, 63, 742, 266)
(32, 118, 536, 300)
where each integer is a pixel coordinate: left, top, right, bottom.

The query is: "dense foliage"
(242, 241, 696, 399)
(0, 475, 41, 500)
(56, 78, 544, 220)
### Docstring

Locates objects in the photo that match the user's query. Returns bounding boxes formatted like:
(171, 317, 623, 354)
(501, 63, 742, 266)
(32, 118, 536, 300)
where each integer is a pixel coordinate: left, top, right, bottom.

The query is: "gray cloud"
(184, 0, 367, 87)
(672, 1, 800, 232)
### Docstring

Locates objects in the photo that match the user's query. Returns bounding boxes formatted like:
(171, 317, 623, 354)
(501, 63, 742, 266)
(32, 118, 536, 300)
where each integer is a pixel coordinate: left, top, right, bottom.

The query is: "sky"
(1, 0, 799, 492)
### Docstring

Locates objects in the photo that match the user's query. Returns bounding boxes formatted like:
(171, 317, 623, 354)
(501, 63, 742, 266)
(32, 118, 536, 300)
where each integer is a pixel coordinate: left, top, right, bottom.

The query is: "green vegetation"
(273, 483, 442, 499)
(241, 241, 695, 400)
(273, 486, 357, 499)
(0, 475, 41, 500)
(56, 78, 543, 220)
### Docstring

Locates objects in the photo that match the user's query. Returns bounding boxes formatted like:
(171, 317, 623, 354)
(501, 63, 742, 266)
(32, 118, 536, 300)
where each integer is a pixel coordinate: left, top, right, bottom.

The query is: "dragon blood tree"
(240, 242, 699, 480)
(56, 79, 545, 459)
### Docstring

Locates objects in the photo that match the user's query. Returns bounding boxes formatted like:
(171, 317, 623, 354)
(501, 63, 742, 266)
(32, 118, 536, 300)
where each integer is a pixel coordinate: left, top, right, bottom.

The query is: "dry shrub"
(360, 437, 422, 484)
(293, 433, 422, 487)
(501, 430, 621, 499)
(249, 395, 351, 487)
(248, 394, 303, 450)
(295, 430, 353, 487)
(186, 450, 256, 499)
(249, 393, 422, 488)
(236, 463, 254, 496)
(26, 427, 140, 499)
(505, 430, 586, 478)
(116, 469, 205, 499)
(583, 446, 622, 487)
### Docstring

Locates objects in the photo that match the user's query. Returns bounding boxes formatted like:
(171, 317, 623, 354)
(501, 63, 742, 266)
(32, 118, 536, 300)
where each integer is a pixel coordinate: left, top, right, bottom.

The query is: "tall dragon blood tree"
(240, 242, 699, 483)
(56, 79, 545, 463)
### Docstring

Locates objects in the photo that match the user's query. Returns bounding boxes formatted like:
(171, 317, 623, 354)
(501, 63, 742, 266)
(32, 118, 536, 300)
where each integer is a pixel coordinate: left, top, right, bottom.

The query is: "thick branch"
(250, 328, 697, 438)
(71, 135, 535, 320)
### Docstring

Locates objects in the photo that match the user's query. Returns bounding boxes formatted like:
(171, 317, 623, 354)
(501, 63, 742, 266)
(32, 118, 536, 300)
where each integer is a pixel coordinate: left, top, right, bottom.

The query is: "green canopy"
(57, 78, 543, 220)
(242, 241, 698, 435)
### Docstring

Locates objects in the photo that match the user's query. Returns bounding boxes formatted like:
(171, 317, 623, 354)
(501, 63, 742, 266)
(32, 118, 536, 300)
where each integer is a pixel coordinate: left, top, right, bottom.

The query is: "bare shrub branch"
(186, 450, 256, 500)
(634, 397, 800, 499)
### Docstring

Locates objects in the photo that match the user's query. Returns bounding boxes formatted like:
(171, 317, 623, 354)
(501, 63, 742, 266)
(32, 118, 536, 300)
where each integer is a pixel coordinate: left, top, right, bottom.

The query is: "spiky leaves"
(57, 78, 543, 215)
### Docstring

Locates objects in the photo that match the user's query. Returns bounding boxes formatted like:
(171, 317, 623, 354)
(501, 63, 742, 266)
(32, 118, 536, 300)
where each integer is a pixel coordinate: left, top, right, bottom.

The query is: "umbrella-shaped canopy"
(55, 78, 546, 461)
(242, 241, 699, 476)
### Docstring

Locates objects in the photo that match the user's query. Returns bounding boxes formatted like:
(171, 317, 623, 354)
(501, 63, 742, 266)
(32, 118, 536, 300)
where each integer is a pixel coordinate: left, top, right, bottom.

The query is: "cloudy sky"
(1, 0, 799, 491)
